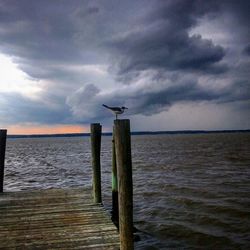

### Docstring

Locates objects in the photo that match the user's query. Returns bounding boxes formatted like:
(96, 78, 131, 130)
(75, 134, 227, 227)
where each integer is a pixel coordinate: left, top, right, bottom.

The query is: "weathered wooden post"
(112, 126, 119, 225)
(90, 123, 102, 203)
(0, 129, 7, 193)
(114, 119, 134, 250)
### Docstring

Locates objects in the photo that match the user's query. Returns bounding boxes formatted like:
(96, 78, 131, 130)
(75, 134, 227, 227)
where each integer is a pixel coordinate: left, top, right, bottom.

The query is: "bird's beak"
(124, 107, 128, 109)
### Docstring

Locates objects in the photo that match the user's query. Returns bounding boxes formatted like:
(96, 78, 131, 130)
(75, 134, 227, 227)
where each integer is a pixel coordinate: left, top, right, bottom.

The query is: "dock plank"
(0, 188, 120, 249)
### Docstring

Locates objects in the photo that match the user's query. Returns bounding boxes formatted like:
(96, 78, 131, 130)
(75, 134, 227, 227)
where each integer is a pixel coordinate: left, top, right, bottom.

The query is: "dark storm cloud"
(0, 0, 249, 126)
(0, 0, 141, 81)
(67, 71, 250, 122)
(1, 92, 71, 124)
(0, 0, 101, 63)
(107, 0, 226, 76)
(109, 31, 226, 75)
(220, 0, 250, 37)
(243, 44, 250, 56)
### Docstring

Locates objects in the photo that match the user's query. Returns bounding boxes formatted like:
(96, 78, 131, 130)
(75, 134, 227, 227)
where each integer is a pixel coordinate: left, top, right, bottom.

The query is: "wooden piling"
(0, 129, 7, 193)
(114, 119, 134, 250)
(90, 123, 102, 203)
(112, 126, 119, 225)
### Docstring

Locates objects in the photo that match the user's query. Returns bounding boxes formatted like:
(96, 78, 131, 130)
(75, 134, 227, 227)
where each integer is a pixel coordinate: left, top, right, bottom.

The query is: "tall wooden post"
(114, 119, 134, 250)
(90, 123, 102, 203)
(112, 126, 119, 225)
(0, 129, 7, 193)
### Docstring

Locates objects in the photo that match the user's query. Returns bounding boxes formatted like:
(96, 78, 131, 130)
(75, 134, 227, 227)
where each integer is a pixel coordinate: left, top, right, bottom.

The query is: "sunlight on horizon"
(7, 124, 88, 135)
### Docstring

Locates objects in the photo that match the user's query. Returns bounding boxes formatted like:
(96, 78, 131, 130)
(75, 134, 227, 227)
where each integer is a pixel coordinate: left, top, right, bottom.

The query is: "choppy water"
(3, 133, 250, 249)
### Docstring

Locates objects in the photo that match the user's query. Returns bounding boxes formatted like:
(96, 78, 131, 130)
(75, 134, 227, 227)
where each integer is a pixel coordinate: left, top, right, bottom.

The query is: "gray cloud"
(66, 71, 250, 122)
(107, 0, 227, 77)
(243, 44, 250, 56)
(109, 31, 226, 75)
(1, 92, 71, 125)
(0, 0, 249, 129)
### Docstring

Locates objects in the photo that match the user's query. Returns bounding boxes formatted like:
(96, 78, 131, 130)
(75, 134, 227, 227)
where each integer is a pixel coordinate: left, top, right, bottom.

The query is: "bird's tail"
(102, 104, 109, 109)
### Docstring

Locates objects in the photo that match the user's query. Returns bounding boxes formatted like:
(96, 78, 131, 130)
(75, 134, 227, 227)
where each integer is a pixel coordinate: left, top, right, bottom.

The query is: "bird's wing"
(102, 104, 122, 112)
(102, 104, 109, 109)
(109, 107, 122, 111)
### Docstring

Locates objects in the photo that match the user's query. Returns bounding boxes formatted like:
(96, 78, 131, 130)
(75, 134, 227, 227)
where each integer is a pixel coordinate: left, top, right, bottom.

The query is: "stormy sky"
(0, 0, 249, 133)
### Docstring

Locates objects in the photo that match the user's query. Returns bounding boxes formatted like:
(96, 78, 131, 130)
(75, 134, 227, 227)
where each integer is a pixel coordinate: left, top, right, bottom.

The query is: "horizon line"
(6, 129, 250, 138)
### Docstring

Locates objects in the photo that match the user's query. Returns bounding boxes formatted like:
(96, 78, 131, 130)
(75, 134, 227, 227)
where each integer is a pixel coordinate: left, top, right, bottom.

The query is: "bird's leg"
(116, 114, 117, 120)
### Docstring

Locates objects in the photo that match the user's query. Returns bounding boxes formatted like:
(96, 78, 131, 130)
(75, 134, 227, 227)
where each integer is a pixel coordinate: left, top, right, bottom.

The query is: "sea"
(3, 133, 250, 249)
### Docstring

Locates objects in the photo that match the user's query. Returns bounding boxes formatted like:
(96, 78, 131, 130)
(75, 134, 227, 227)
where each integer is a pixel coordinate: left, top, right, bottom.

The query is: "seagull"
(102, 104, 128, 119)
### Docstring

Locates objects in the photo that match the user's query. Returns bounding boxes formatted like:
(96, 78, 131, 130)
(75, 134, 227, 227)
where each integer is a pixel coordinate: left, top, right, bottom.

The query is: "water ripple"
(4, 133, 250, 249)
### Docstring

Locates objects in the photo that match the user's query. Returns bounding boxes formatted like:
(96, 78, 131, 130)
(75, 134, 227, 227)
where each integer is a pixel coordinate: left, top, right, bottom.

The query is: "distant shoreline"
(7, 129, 250, 138)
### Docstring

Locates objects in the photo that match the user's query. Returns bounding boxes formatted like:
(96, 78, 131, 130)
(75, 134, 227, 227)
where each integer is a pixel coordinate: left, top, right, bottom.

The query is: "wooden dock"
(0, 120, 134, 249)
(0, 188, 120, 249)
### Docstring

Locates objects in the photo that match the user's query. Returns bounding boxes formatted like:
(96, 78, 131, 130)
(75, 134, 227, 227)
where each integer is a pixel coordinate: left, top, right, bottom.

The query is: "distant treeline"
(7, 129, 250, 139)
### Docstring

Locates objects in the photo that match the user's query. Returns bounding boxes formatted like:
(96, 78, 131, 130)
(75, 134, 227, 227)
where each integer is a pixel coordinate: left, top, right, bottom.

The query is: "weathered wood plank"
(0, 188, 120, 249)
(114, 119, 134, 250)
(0, 129, 7, 193)
(91, 123, 102, 203)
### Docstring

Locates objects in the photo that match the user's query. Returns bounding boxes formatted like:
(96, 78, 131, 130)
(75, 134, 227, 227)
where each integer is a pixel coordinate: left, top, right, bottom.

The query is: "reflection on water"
(4, 133, 250, 249)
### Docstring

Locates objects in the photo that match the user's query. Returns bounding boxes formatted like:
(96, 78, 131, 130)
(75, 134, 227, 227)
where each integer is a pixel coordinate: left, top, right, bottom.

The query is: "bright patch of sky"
(0, 53, 41, 98)
(0, 0, 249, 133)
